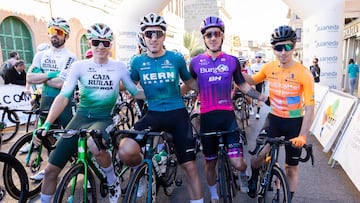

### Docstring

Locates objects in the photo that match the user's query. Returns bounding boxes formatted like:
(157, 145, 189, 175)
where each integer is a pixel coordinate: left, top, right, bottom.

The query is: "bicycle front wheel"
(123, 162, 156, 203)
(1, 152, 29, 202)
(218, 153, 234, 203)
(258, 165, 291, 203)
(1, 110, 20, 142)
(54, 163, 97, 203)
(5, 132, 49, 199)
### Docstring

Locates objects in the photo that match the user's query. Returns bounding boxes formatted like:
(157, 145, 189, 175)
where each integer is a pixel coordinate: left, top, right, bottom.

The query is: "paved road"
(1, 105, 360, 202)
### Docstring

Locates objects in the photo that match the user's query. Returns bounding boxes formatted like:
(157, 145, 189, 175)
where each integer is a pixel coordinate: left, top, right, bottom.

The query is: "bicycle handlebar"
(111, 128, 173, 143)
(249, 136, 314, 166)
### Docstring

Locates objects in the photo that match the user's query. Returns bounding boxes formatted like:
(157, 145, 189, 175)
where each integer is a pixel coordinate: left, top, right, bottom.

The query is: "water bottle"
(154, 150, 168, 174)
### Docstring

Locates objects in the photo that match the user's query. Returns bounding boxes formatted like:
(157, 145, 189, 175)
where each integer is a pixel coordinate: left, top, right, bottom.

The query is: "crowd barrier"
(310, 83, 359, 191)
(0, 84, 33, 125)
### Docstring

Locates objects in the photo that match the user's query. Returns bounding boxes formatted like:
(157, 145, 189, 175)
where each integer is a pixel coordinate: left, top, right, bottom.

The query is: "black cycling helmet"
(270, 25, 297, 45)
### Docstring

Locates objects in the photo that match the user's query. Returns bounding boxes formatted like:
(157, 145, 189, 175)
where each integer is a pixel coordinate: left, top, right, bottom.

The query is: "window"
(80, 35, 89, 59)
(0, 16, 34, 69)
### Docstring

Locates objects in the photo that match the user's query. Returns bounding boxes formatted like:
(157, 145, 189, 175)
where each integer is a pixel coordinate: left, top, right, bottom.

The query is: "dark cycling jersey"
(129, 51, 191, 112)
(189, 52, 246, 114)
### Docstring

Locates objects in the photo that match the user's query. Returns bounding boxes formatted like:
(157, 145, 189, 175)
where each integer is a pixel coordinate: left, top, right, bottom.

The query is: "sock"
(291, 192, 295, 199)
(208, 184, 219, 200)
(250, 168, 259, 181)
(40, 193, 52, 203)
(102, 164, 117, 185)
(257, 107, 260, 114)
(190, 198, 204, 203)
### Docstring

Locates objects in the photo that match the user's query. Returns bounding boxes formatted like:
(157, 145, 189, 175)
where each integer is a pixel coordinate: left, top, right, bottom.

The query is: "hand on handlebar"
(290, 135, 307, 148)
(34, 121, 51, 145)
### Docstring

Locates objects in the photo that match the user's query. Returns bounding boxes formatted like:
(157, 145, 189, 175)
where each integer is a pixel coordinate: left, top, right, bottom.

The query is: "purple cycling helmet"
(200, 16, 225, 34)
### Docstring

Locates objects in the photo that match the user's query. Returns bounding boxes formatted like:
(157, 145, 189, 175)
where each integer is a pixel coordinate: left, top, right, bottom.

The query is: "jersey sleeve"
(177, 54, 191, 81)
(60, 61, 80, 99)
(118, 63, 139, 96)
(59, 55, 76, 81)
(30, 52, 43, 70)
(301, 68, 315, 106)
(252, 63, 268, 84)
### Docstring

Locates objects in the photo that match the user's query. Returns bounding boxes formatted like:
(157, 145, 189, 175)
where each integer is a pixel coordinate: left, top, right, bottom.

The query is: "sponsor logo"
(315, 40, 338, 48)
(318, 56, 338, 63)
(315, 24, 339, 32)
(200, 64, 229, 74)
(321, 71, 337, 78)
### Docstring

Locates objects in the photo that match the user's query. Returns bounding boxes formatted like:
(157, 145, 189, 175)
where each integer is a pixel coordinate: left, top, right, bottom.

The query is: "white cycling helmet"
(86, 23, 113, 41)
(140, 13, 167, 31)
(137, 32, 147, 51)
(48, 17, 70, 34)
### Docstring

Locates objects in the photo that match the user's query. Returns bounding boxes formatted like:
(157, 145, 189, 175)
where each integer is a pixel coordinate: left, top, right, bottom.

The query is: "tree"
(183, 31, 204, 57)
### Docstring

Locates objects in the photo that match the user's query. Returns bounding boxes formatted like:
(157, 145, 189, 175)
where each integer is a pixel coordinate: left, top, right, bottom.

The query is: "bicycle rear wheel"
(113, 102, 134, 130)
(123, 162, 156, 203)
(258, 165, 291, 203)
(1, 109, 20, 142)
(1, 152, 29, 202)
(5, 132, 50, 199)
(54, 163, 97, 203)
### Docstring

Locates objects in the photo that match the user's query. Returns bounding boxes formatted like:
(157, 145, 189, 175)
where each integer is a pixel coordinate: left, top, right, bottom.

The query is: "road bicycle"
(5, 108, 62, 200)
(116, 128, 180, 203)
(249, 135, 314, 203)
(197, 128, 246, 203)
(112, 92, 135, 130)
(0, 105, 20, 142)
(53, 127, 132, 202)
(0, 121, 29, 203)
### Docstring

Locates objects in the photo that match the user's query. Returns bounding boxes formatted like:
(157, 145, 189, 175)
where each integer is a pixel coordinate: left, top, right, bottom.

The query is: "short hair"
(15, 60, 25, 67)
(9, 51, 19, 58)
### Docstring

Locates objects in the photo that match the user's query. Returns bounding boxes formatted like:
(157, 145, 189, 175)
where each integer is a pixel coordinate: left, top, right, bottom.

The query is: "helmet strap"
(204, 39, 223, 53)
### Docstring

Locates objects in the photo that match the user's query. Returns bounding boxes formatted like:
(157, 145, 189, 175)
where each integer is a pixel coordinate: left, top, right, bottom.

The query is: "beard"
(51, 36, 66, 48)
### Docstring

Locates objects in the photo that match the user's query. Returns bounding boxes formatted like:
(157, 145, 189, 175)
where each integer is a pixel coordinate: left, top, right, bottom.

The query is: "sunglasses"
(204, 31, 223, 39)
(48, 27, 66, 37)
(273, 44, 294, 52)
(91, 40, 111, 48)
(143, 30, 165, 39)
(255, 56, 262, 58)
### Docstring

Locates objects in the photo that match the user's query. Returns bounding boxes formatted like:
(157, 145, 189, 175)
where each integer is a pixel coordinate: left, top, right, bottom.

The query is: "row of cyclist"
(5, 12, 315, 203)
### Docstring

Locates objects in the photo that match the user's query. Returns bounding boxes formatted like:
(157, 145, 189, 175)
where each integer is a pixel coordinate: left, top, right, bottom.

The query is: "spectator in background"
(310, 57, 320, 83)
(0, 51, 20, 80)
(4, 59, 26, 85)
(347, 58, 359, 95)
(250, 52, 265, 119)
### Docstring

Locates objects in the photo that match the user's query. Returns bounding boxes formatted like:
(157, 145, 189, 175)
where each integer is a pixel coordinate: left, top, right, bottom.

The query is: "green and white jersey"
(60, 59, 139, 116)
(130, 51, 191, 111)
(31, 48, 76, 97)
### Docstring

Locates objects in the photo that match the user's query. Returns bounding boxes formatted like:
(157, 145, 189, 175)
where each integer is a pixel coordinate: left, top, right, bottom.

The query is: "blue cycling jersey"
(130, 51, 191, 111)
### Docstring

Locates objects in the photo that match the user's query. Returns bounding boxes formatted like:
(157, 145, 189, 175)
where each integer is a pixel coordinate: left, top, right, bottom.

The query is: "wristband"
(31, 66, 44, 73)
(47, 71, 60, 79)
(43, 121, 51, 132)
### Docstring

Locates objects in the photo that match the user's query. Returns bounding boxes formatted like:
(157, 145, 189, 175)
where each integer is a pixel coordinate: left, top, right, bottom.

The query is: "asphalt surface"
(1, 105, 360, 202)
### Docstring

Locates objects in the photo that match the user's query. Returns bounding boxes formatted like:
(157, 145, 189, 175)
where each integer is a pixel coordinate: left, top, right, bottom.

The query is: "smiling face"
(203, 27, 224, 53)
(142, 26, 166, 57)
(273, 40, 295, 65)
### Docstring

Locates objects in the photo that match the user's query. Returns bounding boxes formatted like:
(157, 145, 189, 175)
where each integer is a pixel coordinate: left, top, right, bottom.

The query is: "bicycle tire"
(113, 102, 135, 130)
(53, 163, 97, 203)
(218, 153, 232, 203)
(257, 165, 291, 203)
(6, 132, 52, 199)
(123, 162, 156, 203)
(1, 109, 20, 142)
(1, 152, 29, 202)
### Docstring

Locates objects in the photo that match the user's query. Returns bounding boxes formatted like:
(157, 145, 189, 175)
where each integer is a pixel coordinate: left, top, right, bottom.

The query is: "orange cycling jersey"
(252, 61, 315, 118)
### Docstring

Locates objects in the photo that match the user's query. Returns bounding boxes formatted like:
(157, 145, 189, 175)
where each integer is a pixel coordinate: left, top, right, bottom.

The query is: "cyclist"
(118, 13, 204, 203)
(185, 16, 268, 202)
(250, 52, 265, 119)
(244, 25, 315, 200)
(24, 17, 76, 180)
(36, 23, 144, 203)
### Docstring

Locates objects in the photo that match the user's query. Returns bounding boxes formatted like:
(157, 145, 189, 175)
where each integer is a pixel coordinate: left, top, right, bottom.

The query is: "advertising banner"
(310, 91, 355, 152)
(333, 105, 360, 191)
(0, 85, 33, 124)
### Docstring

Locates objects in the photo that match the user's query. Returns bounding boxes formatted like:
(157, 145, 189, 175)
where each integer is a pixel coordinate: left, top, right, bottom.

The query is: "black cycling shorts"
(200, 110, 243, 160)
(133, 108, 196, 165)
(260, 113, 303, 166)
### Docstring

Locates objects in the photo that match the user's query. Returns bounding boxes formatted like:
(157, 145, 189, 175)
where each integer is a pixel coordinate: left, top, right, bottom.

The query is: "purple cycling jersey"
(189, 52, 245, 114)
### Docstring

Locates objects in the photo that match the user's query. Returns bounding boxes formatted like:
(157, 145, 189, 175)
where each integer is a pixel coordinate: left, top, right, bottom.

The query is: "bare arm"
(238, 82, 267, 102)
(45, 78, 64, 89)
(299, 105, 315, 137)
(242, 72, 256, 85)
